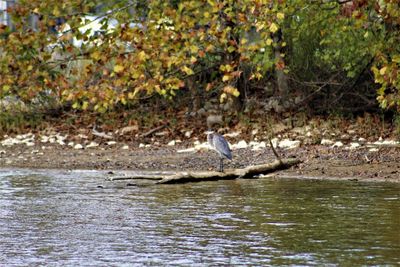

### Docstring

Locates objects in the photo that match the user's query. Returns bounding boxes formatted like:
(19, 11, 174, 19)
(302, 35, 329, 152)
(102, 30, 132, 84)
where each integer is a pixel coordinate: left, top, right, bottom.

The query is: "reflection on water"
(0, 169, 399, 266)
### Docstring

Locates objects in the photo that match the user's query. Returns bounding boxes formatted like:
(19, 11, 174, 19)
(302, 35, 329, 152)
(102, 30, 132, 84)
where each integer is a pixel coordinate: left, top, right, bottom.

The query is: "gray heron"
(206, 130, 232, 172)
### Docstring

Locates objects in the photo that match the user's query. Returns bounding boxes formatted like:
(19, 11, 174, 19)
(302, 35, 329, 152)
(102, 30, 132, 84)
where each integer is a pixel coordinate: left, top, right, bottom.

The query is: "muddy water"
(0, 169, 399, 266)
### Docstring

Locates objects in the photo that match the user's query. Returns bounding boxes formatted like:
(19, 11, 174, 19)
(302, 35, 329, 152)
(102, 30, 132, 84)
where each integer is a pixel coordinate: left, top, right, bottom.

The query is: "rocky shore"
(1, 122, 400, 183)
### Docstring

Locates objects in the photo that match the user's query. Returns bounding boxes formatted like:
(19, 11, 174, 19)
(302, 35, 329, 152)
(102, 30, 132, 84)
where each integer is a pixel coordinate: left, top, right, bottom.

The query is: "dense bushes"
(0, 0, 399, 115)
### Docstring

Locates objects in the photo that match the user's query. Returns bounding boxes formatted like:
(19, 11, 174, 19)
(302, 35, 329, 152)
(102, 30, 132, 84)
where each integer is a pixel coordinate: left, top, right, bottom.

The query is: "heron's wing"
(213, 134, 232, 160)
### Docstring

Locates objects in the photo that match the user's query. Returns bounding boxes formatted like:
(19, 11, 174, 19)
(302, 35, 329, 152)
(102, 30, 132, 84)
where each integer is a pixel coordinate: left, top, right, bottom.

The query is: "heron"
(206, 130, 232, 172)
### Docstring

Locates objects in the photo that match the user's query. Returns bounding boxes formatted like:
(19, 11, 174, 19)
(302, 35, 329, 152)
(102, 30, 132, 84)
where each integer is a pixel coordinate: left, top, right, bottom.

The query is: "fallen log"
(157, 158, 300, 184)
(107, 158, 300, 184)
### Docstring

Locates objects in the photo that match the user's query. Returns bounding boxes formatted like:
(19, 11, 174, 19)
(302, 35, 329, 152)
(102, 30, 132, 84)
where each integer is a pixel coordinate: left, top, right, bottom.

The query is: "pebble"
(373, 139, 399, 146)
(231, 140, 248, 149)
(106, 141, 117, 146)
(332, 141, 344, 148)
(321, 139, 334, 146)
(278, 139, 301, 149)
(167, 140, 176, 146)
(224, 131, 241, 138)
(194, 142, 210, 151)
(346, 142, 361, 150)
(122, 145, 129, 150)
(139, 143, 145, 148)
(249, 141, 266, 151)
(184, 130, 193, 138)
(86, 141, 99, 148)
(177, 147, 197, 153)
(74, 144, 84, 149)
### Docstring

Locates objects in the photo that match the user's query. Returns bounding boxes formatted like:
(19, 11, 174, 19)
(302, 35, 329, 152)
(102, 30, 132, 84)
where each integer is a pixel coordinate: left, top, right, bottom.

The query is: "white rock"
(369, 147, 379, 152)
(194, 142, 210, 151)
(184, 130, 193, 138)
(193, 140, 201, 146)
(358, 137, 366, 142)
(177, 147, 197, 153)
(231, 140, 248, 150)
(77, 134, 89, 139)
(373, 139, 399, 146)
(56, 134, 67, 141)
(86, 141, 99, 148)
(167, 140, 176, 146)
(224, 131, 241, 138)
(251, 129, 259, 135)
(249, 141, 266, 151)
(106, 141, 117, 146)
(278, 139, 301, 149)
(74, 144, 84, 149)
(68, 142, 75, 147)
(346, 142, 361, 150)
(139, 143, 146, 148)
(57, 140, 66, 146)
(26, 142, 35, 147)
(40, 136, 49, 143)
(145, 144, 151, 148)
(1, 138, 15, 146)
(121, 145, 129, 150)
(331, 141, 344, 148)
(49, 137, 56, 143)
(321, 139, 334, 146)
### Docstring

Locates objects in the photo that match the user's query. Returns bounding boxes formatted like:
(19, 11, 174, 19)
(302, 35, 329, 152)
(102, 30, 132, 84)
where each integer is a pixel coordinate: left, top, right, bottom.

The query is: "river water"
(0, 169, 399, 266)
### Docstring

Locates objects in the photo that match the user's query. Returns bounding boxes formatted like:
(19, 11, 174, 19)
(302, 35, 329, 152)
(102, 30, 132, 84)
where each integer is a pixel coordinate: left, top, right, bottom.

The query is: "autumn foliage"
(0, 0, 400, 114)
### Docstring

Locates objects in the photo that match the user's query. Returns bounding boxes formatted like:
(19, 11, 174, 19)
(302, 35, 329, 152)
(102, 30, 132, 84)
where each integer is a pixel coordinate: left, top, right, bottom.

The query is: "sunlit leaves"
(1, 0, 285, 111)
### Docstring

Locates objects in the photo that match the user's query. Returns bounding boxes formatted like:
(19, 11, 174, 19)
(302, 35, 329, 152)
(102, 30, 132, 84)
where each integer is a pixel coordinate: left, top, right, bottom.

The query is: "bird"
(206, 130, 232, 172)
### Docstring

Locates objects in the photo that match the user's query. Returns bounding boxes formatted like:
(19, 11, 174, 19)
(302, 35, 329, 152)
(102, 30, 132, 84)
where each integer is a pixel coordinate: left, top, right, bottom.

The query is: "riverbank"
(1, 134, 399, 183)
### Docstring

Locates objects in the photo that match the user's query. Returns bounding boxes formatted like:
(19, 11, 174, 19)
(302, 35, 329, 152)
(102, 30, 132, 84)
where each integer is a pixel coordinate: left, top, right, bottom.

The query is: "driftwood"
(107, 158, 300, 185)
(140, 124, 168, 138)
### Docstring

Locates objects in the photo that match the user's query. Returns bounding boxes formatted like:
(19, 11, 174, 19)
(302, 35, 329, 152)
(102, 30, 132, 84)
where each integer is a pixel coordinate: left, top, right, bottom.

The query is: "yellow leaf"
(270, 23, 278, 33)
(2, 85, 10, 92)
(91, 51, 101, 60)
(277, 12, 285, 20)
(379, 67, 387, 75)
(82, 101, 89, 110)
(220, 93, 227, 103)
(190, 56, 197, 64)
(266, 38, 273, 46)
(138, 51, 146, 61)
(114, 65, 125, 73)
(222, 74, 231, 82)
(223, 85, 240, 97)
(182, 66, 194, 75)
(190, 45, 199, 54)
(227, 46, 236, 53)
(27, 65, 33, 71)
(53, 7, 60, 17)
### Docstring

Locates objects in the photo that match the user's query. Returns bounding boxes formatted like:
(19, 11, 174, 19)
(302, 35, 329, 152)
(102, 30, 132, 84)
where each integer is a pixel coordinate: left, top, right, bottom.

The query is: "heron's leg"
(219, 157, 224, 172)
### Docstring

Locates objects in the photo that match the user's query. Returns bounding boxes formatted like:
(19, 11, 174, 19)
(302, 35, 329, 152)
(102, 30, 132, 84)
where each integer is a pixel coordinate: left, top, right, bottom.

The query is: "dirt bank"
(1, 140, 399, 183)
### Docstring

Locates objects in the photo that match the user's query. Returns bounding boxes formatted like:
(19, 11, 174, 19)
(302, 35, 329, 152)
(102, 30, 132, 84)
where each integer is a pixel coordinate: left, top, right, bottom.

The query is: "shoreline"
(1, 140, 400, 183)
